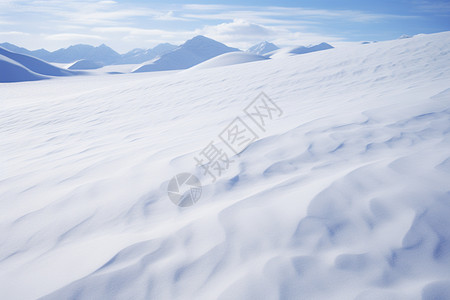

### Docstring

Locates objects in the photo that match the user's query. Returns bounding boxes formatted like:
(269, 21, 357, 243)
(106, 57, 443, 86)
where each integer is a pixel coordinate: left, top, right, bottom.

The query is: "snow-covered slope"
(67, 59, 103, 70)
(0, 47, 79, 82)
(0, 47, 76, 77)
(190, 52, 269, 70)
(0, 54, 46, 82)
(133, 35, 239, 72)
(1, 32, 450, 300)
(247, 41, 279, 55)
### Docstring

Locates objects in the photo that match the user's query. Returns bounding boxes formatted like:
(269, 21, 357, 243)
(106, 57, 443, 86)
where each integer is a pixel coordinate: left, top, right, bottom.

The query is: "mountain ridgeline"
(0, 42, 178, 65)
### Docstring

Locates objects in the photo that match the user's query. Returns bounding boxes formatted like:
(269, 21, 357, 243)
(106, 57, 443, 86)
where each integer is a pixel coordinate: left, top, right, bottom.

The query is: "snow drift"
(0, 32, 450, 300)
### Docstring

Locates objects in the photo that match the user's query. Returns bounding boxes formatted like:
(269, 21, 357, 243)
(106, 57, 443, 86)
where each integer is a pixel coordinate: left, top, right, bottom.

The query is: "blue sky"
(0, 0, 449, 53)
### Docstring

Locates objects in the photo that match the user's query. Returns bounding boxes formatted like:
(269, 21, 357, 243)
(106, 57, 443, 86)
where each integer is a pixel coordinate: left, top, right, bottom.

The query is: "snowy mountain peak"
(49, 43, 121, 64)
(119, 43, 177, 64)
(182, 35, 238, 51)
(184, 35, 212, 44)
(133, 36, 239, 73)
(247, 41, 279, 55)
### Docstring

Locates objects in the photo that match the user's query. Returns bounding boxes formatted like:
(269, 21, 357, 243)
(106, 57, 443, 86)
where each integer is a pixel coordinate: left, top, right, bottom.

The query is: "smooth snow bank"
(190, 52, 269, 70)
(68, 59, 102, 70)
(266, 42, 334, 59)
(0, 54, 46, 82)
(1, 32, 450, 300)
(0, 47, 76, 77)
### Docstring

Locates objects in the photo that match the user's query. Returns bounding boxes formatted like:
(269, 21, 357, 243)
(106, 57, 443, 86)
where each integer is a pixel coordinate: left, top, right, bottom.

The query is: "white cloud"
(92, 26, 190, 38)
(0, 31, 29, 36)
(98, 0, 117, 5)
(67, 9, 155, 25)
(0, 2, 417, 52)
(182, 5, 411, 23)
(199, 19, 274, 37)
(182, 4, 243, 11)
(45, 33, 104, 41)
(155, 10, 190, 21)
(195, 19, 342, 49)
(414, 0, 450, 14)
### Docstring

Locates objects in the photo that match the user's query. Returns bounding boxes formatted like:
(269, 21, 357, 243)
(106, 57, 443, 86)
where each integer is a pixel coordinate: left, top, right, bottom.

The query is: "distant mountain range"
(133, 35, 239, 72)
(0, 42, 178, 65)
(0, 38, 334, 77)
(120, 43, 178, 64)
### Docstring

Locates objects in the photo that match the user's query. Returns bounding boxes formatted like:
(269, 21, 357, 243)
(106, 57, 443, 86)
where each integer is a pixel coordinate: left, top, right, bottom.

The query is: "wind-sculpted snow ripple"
(0, 32, 450, 300)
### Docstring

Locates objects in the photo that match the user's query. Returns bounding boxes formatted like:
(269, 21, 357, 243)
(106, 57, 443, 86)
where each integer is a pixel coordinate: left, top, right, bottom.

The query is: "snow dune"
(0, 32, 450, 300)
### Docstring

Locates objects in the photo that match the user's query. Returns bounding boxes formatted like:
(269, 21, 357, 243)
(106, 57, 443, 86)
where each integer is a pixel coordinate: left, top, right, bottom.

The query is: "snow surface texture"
(0, 47, 77, 82)
(1, 32, 450, 300)
(133, 35, 239, 73)
(189, 52, 269, 70)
